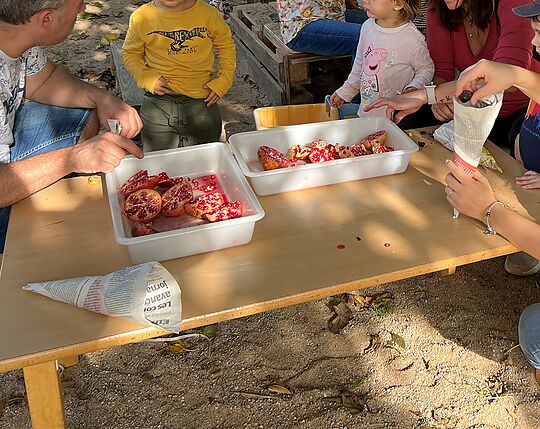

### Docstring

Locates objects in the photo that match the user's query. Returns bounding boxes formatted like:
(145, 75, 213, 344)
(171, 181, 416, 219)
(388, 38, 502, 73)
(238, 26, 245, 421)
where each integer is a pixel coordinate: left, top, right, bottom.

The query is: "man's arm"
(25, 60, 142, 138)
(0, 133, 143, 207)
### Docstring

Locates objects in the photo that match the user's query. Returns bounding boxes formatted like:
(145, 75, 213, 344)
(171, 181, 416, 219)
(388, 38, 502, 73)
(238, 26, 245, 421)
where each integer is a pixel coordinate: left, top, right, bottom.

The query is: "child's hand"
(154, 77, 173, 95)
(516, 170, 540, 189)
(330, 92, 345, 108)
(204, 90, 220, 107)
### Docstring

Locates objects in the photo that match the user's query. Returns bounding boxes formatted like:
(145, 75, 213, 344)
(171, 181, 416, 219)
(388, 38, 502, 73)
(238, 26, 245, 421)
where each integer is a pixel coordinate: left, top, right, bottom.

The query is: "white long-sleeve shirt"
(336, 19, 434, 117)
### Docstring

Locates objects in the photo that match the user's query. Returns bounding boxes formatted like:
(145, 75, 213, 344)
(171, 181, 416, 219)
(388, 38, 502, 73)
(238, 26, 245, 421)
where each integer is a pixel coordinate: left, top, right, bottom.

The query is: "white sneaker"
(505, 252, 540, 276)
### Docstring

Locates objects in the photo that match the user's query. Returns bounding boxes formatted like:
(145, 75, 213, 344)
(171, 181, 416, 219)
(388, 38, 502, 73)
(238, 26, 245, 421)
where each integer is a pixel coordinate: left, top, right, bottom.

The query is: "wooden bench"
(230, 3, 351, 105)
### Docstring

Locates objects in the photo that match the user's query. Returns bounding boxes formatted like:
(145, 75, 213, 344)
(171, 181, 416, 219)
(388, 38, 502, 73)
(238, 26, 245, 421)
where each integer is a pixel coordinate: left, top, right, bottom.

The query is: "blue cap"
(513, 0, 540, 18)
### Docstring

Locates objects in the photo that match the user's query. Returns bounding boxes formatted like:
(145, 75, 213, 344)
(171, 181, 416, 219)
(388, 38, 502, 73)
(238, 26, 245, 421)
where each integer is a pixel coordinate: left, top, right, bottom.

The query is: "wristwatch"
(424, 83, 437, 105)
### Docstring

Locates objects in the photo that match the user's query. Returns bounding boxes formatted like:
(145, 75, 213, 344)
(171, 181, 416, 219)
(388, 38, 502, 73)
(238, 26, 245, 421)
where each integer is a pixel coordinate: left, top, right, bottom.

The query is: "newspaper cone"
(23, 262, 182, 333)
(452, 91, 503, 217)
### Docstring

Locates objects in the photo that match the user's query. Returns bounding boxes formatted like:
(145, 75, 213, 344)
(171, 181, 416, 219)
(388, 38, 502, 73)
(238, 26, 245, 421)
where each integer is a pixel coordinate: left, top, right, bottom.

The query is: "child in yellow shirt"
(123, 0, 236, 150)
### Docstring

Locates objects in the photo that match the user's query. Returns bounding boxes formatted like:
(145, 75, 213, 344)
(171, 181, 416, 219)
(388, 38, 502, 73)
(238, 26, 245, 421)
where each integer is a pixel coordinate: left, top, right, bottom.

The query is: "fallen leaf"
(167, 341, 195, 354)
(267, 384, 292, 395)
(202, 324, 219, 339)
(77, 11, 102, 20)
(422, 357, 433, 371)
(327, 299, 353, 334)
(0, 395, 24, 415)
(322, 390, 368, 414)
(347, 293, 372, 308)
(209, 368, 223, 379)
(390, 332, 406, 349)
(363, 334, 383, 354)
(88, 1, 103, 7)
(233, 391, 275, 400)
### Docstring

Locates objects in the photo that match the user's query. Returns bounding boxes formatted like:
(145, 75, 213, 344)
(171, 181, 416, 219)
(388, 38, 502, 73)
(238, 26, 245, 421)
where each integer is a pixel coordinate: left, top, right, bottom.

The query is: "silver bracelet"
(484, 201, 505, 235)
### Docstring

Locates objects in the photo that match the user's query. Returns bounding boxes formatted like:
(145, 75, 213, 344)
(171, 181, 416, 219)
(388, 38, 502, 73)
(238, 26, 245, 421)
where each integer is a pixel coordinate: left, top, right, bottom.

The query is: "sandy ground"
(1, 1, 540, 428)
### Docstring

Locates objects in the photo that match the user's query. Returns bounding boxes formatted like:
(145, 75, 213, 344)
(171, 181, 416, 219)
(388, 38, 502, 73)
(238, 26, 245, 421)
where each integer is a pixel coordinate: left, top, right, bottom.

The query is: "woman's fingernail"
(445, 159, 450, 164)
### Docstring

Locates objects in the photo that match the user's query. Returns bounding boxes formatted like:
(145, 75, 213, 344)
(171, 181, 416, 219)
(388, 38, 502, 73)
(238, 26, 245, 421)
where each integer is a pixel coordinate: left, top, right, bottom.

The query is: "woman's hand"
(444, 159, 496, 221)
(364, 89, 426, 123)
(330, 91, 346, 108)
(204, 90, 220, 107)
(455, 59, 519, 105)
(516, 170, 540, 189)
(432, 101, 454, 122)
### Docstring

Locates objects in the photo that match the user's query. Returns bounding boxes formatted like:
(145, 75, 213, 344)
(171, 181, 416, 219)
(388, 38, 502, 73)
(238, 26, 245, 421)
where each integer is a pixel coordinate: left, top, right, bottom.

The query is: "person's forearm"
(28, 63, 106, 109)
(0, 148, 74, 207)
(488, 204, 540, 260)
(513, 66, 540, 104)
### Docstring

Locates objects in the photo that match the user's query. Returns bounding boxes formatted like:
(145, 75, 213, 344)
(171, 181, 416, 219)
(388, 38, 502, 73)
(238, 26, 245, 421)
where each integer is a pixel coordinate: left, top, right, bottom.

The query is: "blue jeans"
(286, 9, 369, 56)
(0, 102, 92, 254)
(519, 303, 540, 370)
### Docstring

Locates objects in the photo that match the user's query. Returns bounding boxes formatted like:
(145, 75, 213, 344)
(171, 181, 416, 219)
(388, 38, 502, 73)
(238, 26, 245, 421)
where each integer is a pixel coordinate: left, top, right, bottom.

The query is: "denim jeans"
(519, 303, 540, 369)
(0, 102, 92, 254)
(286, 9, 369, 56)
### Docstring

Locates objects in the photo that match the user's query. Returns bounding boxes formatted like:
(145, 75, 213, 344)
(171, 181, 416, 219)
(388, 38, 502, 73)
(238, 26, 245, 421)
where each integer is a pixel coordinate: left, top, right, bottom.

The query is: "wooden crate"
(230, 3, 350, 105)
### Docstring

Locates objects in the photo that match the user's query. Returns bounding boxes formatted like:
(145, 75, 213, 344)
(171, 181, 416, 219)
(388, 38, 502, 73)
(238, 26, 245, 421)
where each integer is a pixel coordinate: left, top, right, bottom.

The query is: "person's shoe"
(504, 252, 540, 276)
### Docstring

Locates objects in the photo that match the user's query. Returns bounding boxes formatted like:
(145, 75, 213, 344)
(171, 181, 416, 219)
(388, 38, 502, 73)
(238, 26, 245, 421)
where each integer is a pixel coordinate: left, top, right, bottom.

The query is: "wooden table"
(0, 129, 537, 428)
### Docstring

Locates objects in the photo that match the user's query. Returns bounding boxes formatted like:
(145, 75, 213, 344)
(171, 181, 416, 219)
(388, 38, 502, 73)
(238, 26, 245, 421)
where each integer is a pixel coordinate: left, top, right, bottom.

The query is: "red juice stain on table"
(337, 244, 346, 250)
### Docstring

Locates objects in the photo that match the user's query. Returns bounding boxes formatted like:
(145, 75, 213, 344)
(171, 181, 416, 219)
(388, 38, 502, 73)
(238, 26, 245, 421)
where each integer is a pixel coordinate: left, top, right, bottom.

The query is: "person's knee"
(519, 303, 540, 368)
(79, 111, 99, 142)
(514, 134, 523, 164)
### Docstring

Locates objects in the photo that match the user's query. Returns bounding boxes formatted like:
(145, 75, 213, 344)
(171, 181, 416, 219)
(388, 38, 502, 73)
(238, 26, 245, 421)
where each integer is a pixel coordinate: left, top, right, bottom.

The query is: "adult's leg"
(286, 19, 362, 56)
(345, 8, 369, 24)
(140, 94, 181, 152)
(181, 98, 222, 146)
(10, 102, 93, 161)
(1, 102, 93, 254)
(519, 303, 540, 386)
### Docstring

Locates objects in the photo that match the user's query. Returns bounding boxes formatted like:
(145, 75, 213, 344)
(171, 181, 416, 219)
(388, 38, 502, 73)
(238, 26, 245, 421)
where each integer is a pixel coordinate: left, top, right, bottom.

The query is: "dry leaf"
(422, 357, 433, 371)
(322, 390, 368, 414)
(267, 384, 292, 395)
(390, 332, 406, 349)
(363, 334, 383, 354)
(234, 391, 275, 400)
(347, 293, 372, 308)
(202, 324, 219, 339)
(0, 395, 24, 415)
(327, 300, 353, 333)
(167, 341, 195, 354)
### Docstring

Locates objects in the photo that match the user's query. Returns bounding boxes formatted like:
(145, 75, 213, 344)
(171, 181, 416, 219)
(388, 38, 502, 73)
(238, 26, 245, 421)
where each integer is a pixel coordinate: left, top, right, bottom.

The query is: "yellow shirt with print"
(122, 0, 236, 98)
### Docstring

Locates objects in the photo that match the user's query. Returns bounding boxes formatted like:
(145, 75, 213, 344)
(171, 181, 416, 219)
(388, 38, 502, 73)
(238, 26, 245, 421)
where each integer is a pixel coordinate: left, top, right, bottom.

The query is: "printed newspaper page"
(23, 262, 181, 333)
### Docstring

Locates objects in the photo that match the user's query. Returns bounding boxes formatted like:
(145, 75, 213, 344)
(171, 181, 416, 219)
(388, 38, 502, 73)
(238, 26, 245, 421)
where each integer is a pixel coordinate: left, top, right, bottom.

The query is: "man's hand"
(95, 94, 143, 139)
(330, 91, 346, 108)
(204, 90, 220, 107)
(153, 77, 173, 96)
(67, 132, 143, 174)
(432, 101, 454, 122)
(516, 170, 540, 189)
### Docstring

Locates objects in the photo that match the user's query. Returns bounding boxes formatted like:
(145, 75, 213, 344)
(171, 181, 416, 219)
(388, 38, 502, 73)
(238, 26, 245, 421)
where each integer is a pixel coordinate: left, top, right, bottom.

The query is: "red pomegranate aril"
(161, 182, 193, 217)
(123, 189, 162, 223)
(205, 201, 243, 222)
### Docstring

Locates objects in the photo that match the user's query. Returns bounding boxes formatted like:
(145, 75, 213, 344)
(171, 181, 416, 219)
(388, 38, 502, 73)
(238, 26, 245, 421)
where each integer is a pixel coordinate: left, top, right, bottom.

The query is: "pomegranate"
(123, 189, 162, 223)
(258, 146, 291, 170)
(205, 201, 243, 222)
(185, 192, 226, 219)
(161, 182, 193, 217)
(119, 170, 160, 197)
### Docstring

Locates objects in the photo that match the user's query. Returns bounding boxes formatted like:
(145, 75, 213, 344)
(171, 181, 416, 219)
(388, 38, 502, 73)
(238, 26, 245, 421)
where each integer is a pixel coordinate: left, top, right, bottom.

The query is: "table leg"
(23, 360, 66, 429)
(439, 266, 457, 277)
(59, 355, 79, 368)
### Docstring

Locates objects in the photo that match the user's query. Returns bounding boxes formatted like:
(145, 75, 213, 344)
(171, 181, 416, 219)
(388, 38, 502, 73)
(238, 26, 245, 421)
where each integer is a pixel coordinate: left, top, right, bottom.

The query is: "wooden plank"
(234, 35, 284, 105)
(439, 266, 457, 276)
(23, 360, 66, 429)
(230, 10, 282, 80)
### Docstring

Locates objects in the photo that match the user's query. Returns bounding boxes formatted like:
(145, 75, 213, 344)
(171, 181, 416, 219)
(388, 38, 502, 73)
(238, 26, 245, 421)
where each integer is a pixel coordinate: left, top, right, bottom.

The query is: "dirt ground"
(1, 1, 540, 428)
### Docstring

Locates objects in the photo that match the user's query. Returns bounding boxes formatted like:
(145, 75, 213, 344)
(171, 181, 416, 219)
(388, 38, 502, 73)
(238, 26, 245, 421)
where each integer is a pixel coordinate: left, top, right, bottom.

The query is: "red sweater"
(427, 0, 540, 118)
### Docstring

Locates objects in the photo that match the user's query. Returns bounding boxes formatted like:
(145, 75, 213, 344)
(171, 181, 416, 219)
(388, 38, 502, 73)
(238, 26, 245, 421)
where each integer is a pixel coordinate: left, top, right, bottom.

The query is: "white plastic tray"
(229, 117, 419, 195)
(105, 144, 265, 264)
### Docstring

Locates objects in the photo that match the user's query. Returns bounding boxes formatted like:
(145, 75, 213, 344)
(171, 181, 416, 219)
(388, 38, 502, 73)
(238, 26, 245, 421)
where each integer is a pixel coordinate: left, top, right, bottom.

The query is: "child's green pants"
(140, 93, 222, 151)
